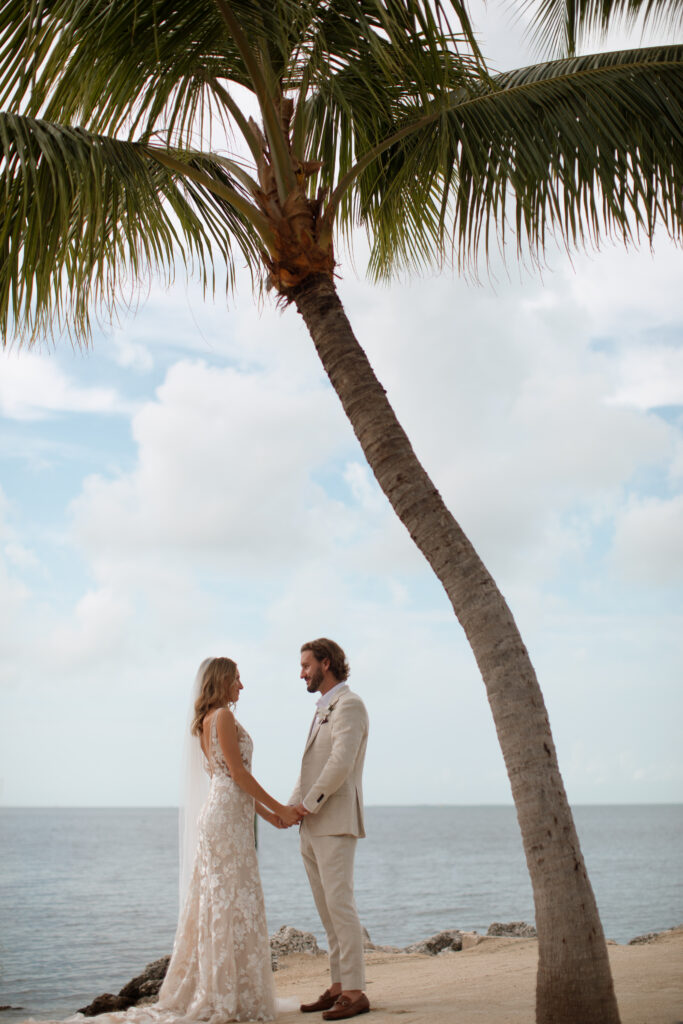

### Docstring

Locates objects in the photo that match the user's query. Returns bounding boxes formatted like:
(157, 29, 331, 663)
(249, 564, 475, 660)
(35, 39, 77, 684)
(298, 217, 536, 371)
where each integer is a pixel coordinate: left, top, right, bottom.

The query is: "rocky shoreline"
(3, 922, 677, 1023)
(77, 922, 536, 1015)
(77, 921, 681, 1016)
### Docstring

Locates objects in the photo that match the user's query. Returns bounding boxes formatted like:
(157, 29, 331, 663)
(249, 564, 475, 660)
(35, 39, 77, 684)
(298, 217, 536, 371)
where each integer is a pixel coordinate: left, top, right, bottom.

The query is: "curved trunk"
(292, 272, 620, 1024)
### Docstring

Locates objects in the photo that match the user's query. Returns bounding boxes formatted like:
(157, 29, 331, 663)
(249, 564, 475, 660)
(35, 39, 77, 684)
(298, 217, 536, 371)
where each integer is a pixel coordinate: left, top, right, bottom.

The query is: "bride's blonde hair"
(191, 657, 238, 736)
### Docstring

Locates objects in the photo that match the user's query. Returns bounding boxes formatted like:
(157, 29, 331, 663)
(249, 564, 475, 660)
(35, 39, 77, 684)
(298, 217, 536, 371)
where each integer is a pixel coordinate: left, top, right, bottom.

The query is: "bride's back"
(201, 709, 251, 780)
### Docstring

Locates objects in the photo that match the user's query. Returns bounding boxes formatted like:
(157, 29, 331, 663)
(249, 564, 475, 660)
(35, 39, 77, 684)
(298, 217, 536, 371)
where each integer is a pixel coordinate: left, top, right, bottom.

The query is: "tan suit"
(290, 686, 369, 990)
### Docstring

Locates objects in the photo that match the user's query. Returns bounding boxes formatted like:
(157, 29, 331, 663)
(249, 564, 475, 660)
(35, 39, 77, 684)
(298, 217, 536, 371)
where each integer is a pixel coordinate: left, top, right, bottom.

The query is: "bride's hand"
(278, 804, 302, 827)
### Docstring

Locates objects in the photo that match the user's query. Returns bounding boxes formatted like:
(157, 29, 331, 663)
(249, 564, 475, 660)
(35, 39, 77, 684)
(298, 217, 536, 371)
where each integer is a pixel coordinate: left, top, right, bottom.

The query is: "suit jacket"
(289, 685, 369, 838)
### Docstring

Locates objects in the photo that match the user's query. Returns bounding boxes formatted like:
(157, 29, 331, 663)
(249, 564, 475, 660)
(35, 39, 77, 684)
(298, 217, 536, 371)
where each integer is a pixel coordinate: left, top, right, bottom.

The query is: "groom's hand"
(279, 804, 302, 827)
(293, 803, 309, 819)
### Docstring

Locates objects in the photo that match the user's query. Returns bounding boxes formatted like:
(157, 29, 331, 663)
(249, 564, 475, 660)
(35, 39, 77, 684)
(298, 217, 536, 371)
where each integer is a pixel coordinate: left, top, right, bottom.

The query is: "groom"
(289, 638, 370, 1020)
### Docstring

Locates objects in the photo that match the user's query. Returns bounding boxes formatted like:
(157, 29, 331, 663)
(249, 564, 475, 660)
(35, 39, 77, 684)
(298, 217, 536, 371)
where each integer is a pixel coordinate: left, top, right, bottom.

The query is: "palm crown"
(1, 0, 681, 343)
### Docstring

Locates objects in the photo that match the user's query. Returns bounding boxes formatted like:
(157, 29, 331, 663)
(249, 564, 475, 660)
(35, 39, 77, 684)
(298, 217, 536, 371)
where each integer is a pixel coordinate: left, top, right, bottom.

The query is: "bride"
(155, 657, 300, 1023)
(32, 657, 298, 1024)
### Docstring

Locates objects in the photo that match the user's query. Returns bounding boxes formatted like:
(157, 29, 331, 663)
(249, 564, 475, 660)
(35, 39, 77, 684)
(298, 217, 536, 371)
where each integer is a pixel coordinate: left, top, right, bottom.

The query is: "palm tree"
(1, 2, 681, 1021)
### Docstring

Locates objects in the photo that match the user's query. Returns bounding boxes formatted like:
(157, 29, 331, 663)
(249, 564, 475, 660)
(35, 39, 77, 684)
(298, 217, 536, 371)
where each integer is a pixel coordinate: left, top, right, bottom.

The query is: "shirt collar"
(316, 681, 347, 710)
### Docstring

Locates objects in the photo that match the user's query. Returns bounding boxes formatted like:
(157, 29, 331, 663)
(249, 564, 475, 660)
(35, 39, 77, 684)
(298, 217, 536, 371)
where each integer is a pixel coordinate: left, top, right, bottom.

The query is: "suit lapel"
(304, 686, 348, 754)
(304, 711, 326, 754)
(304, 712, 319, 753)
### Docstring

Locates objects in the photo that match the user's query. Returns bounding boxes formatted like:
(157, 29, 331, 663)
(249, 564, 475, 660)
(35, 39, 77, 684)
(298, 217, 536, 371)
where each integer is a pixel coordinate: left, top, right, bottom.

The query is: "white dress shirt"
(315, 680, 347, 717)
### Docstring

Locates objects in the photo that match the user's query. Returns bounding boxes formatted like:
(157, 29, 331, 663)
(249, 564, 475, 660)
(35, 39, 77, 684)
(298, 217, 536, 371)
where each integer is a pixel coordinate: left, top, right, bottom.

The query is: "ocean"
(0, 805, 681, 1021)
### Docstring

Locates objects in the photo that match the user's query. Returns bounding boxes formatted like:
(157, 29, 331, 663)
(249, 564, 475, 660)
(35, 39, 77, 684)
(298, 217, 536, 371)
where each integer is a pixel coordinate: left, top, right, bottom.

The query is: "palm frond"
(0, 0, 222, 140)
(0, 0, 485, 143)
(1, 2, 680, 335)
(523, 0, 683, 59)
(0, 113, 266, 343)
(294, 1, 484, 232)
(0, 0, 317, 143)
(349, 44, 683, 277)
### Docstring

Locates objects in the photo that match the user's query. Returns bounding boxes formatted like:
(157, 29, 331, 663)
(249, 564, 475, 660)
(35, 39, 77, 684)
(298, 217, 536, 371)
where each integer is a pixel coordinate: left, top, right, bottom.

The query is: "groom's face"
(301, 650, 325, 693)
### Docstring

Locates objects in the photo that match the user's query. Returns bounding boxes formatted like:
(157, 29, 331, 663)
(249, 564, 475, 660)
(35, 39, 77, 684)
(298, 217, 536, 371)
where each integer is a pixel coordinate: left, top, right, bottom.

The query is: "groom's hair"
(301, 638, 350, 682)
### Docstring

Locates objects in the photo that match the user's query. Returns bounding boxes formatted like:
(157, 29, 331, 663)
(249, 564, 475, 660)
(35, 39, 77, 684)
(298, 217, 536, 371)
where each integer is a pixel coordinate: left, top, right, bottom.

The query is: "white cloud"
(669, 435, 683, 486)
(0, 349, 130, 420)
(608, 345, 683, 410)
(611, 495, 683, 584)
(109, 331, 155, 372)
(47, 586, 134, 667)
(69, 358, 356, 573)
(563, 240, 683, 343)
(0, 497, 33, 675)
(3, 542, 41, 570)
(334, 256, 678, 581)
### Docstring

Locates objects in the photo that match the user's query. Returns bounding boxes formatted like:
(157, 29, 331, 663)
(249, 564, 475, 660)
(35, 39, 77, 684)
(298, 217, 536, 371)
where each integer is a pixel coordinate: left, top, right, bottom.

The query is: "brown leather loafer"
(322, 994, 370, 1020)
(300, 989, 338, 1013)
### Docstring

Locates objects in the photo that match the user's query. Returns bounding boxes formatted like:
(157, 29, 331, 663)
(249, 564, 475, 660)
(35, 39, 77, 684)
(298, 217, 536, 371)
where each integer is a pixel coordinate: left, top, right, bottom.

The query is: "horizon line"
(2, 801, 681, 810)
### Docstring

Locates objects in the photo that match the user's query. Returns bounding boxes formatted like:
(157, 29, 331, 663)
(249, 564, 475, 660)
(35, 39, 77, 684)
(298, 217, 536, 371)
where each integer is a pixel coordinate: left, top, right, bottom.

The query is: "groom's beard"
(307, 666, 324, 693)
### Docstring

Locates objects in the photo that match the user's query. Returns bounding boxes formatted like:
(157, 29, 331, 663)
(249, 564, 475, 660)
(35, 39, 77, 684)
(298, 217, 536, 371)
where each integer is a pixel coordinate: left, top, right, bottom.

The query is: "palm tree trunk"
(292, 271, 621, 1024)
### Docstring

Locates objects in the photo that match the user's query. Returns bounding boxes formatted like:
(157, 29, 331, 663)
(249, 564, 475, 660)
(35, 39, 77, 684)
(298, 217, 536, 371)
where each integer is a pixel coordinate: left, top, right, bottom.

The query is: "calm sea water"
(0, 805, 681, 1021)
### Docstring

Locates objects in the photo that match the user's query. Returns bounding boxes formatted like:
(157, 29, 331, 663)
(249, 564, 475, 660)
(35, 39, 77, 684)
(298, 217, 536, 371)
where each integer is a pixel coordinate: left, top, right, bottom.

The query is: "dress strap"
(210, 709, 219, 754)
(200, 711, 217, 775)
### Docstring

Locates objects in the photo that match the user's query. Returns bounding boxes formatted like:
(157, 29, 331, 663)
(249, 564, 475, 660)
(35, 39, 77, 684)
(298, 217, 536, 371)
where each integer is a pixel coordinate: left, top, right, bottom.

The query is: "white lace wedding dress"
(156, 713, 277, 1022)
(44, 715, 280, 1024)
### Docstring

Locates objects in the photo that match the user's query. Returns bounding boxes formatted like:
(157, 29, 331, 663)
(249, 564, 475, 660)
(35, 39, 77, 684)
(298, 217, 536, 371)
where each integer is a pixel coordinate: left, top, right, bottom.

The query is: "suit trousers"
(299, 830, 366, 990)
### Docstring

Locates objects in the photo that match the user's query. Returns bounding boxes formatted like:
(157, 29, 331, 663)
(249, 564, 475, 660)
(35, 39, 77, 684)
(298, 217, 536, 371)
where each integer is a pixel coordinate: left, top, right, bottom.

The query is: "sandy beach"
(271, 928, 683, 1024)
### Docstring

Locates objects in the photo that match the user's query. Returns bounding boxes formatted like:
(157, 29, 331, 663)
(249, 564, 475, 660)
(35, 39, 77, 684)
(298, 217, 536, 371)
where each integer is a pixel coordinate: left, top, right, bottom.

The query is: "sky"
(0, 3, 681, 809)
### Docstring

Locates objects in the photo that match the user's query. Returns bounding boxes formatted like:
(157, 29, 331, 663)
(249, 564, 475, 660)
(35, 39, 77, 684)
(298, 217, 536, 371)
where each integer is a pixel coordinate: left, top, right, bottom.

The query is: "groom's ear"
(322, 657, 330, 673)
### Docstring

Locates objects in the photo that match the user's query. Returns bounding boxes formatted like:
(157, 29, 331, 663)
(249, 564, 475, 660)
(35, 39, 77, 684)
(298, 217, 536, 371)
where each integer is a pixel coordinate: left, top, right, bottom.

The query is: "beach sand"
(272, 928, 683, 1024)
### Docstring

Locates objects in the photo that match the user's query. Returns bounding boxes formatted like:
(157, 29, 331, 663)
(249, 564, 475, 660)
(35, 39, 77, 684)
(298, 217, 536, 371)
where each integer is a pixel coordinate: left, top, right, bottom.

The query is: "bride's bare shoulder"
(214, 706, 240, 735)
(215, 705, 236, 721)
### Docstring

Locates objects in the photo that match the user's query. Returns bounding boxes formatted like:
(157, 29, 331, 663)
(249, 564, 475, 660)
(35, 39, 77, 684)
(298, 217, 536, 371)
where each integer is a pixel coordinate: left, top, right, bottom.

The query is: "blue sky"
(0, 5, 681, 809)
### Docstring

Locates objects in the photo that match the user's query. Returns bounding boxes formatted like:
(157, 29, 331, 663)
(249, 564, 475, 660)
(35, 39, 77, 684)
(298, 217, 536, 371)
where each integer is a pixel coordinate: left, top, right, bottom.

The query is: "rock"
(78, 957, 170, 1016)
(118, 956, 170, 1003)
(404, 929, 463, 954)
(269, 925, 325, 958)
(629, 931, 660, 945)
(628, 926, 682, 945)
(78, 993, 132, 1015)
(487, 921, 537, 938)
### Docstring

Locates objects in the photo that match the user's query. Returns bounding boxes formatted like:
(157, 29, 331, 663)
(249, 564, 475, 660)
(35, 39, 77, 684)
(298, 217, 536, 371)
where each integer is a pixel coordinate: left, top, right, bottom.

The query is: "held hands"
(276, 803, 305, 828)
(275, 803, 309, 828)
